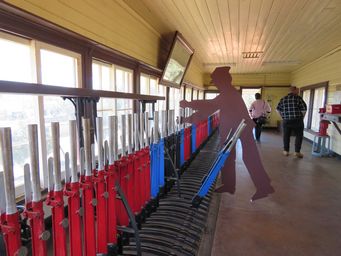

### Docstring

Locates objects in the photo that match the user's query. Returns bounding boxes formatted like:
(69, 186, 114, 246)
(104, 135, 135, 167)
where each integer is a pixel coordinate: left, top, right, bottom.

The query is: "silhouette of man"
(180, 66, 274, 201)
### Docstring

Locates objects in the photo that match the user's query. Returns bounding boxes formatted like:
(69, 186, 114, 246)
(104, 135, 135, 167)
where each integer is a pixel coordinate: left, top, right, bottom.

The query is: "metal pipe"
(82, 118, 92, 177)
(108, 116, 114, 164)
(91, 144, 96, 172)
(127, 114, 133, 154)
(69, 120, 78, 183)
(104, 140, 109, 166)
(0, 172, 6, 214)
(179, 108, 184, 129)
(153, 111, 159, 143)
(0, 127, 17, 214)
(139, 112, 144, 149)
(96, 117, 104, 171)
(47, 157, 54, 192)
(23, 164, 32, 205)
(79, 148, 85, 178)
(0, 130, 26, 254)
(28, 124, 42, 202)
(65, 152, 71, 184)
(51, 122, 62, 192)
(144, 112, 149, 146)
(113, 116, 118, 161)
(133, 113, 139, 151)
(161, 110, 166, 138)
(121, 115, 126, 156)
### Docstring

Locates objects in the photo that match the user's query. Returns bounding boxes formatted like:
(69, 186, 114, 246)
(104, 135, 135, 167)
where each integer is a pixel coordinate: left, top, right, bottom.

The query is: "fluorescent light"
(242, 52, 263, 59)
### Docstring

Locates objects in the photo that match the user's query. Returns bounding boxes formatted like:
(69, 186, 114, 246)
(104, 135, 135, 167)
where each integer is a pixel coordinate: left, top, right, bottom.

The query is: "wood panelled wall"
(5, 0, 205, 87)
(204, 72, 291, 87)
(292, 47, 341, 154)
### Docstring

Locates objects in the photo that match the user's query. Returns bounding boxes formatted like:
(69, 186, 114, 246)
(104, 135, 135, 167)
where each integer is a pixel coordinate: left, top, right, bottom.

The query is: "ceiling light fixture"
(242, 52, 263, 59)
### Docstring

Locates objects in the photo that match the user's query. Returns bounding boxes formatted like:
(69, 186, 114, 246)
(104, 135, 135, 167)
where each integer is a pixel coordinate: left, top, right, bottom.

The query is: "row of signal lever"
(0, 110, 166, 256)
(0, 110, 220, 256)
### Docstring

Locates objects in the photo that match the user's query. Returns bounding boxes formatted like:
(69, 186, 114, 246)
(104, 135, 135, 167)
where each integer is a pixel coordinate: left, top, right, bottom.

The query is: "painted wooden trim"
(0, 80, 165, 101)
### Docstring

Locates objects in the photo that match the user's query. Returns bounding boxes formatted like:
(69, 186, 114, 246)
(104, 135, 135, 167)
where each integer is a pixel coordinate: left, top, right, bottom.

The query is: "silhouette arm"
(180, 99, 218, 112)
(183, 111, 207, 125)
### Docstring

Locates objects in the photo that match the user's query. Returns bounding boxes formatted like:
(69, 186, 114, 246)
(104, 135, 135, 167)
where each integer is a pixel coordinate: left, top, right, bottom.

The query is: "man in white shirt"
(249, 93, 271, 142)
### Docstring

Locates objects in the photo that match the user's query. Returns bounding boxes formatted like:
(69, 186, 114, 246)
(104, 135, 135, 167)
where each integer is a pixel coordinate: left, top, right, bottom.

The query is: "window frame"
(0, 31, 82, 196)
(300, 82, 328, 131)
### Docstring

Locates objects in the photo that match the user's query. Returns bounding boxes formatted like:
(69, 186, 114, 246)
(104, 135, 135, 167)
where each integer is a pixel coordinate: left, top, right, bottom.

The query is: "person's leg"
(255, 121, 262, 141)
(257, 122, 263, 140)
(252, 118, 258, 140)
(283, 120, 291, 152)
(215, 148, 236, 194)
(240, 128, 274, 201)
(294, 119, 304, 153)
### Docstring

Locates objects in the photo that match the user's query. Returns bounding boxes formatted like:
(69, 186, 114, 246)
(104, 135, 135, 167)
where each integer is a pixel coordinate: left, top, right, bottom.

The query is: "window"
(0, 32, 81, 195)
(302, 90, 311, 128)
(116, 67, 133, 117)
(180, 86, 185, 100)
(198, 90, 204, 100)
(169, 87, 181, 121)
(157, 84, 166, 112)
(193, 89, 198, 100)
(0, 33, 37, 189)
(141, 74, 166, 113)
(241, 88, 261, 110)
(0, 95, 38, 187)
(39, 47, 80, 87)
(301, 83, 328, 132)
(185, 87, 192, 101)
(0, 32, 33, 83)
(205, 92, 219, 100)
(92, 61, 133, 149)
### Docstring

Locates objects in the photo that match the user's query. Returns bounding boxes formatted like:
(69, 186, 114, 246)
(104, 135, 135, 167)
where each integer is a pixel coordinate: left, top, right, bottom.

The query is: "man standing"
(276, 86, 307, 158)
(249, 93, 271, 142)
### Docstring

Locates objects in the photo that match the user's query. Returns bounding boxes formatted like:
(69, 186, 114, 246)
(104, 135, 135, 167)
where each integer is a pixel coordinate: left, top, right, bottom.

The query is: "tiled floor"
(211, 130, 341, 256)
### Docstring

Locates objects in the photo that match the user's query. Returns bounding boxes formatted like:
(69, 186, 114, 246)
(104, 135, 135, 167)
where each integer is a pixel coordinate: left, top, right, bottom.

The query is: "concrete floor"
(211, 130, 341, 256)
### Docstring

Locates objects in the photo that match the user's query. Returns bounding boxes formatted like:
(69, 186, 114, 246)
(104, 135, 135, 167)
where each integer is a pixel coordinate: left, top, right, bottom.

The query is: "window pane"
(0, 36, 33, 83)
(92, 61, 115, 133)
(193, 89, 198, 100)
(169, 87, 175, 110)
(311, 87, 326, 131)
(116, 68, 133, 115)
(157, 84, 166, 111)
(205, 92, 219, 100)
(0, 94, 38, 186)
(40, 49, 79, 87)
(174, 87, 181, 120)
(116, 68, 132, 93)
(198, 90, 204, 100)
(150, 78, 158, 95)
(185, 87, 192, 101)
(302, 90, 311, 128)
(44, 97, 75, 171)
(180, 86, 185, 100)
(92, 63, 101, 90)
(140, 75, 149, 95)
(241, 88, 261, 109)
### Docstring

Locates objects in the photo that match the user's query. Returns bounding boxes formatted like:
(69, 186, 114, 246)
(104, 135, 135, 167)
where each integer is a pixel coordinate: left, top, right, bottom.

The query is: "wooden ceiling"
(123, 0, 341, 74)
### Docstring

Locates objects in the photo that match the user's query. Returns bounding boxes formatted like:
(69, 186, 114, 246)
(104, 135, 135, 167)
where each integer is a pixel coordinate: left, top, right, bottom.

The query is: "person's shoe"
(251, 186, 275, 202)
(294, 152, 304, 158)
(283, 151, 289, 156)
(215, 184, 235, 194)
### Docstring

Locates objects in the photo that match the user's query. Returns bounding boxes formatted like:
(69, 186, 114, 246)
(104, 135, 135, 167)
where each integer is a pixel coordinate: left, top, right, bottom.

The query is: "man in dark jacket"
(276, 86, 307, 158)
